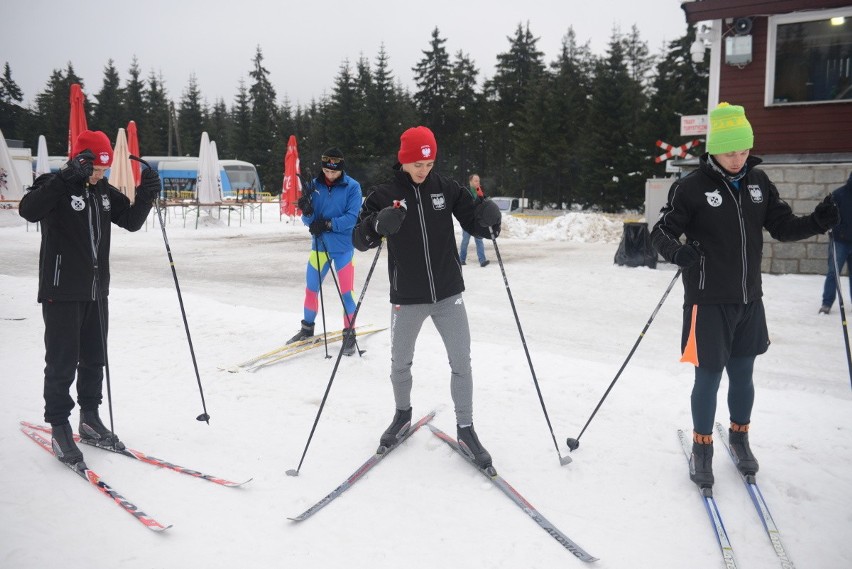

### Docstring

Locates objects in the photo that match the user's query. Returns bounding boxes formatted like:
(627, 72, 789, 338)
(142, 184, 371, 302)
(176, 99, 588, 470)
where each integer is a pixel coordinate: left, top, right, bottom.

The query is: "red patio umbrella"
(127, 120, 141, 185)
(68, 84, 88, 158)
(281, 135, 301, 217)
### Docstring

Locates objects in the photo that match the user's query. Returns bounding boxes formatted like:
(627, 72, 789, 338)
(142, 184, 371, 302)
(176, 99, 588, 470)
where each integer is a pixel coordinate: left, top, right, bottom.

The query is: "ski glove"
(59, 150, 95, 185)
(672, 243, 701, 269)
(135, 168, 161, 203)
(812, 195, 840, 232)
(475, 199, 502, 237)
(297, 194, 313, 216)
(309, 219, 331, 236)
(374, 205, 406, 236)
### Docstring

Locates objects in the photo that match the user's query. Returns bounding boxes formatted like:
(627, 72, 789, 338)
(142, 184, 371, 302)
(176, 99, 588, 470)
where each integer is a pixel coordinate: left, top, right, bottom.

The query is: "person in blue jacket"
(819, 172, 852, 314)
(287, 148, 363, 356)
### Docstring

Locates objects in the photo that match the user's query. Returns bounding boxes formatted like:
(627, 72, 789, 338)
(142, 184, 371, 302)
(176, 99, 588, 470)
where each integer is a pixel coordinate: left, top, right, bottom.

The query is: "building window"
(766, 8, 852, 106)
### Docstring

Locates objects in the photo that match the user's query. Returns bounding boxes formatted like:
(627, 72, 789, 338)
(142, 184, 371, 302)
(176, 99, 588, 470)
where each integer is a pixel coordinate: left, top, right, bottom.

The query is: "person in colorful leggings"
(287, 148, 363, 355)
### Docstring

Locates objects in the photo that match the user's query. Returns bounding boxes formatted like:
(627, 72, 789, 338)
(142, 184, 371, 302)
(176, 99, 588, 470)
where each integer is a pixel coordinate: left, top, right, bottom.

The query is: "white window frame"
(765, 7, 852, 107)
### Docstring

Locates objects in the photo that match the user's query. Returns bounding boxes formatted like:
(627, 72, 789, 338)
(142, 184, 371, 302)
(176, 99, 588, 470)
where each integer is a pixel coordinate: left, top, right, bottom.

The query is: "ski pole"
(489, 228, 571, 466)
(566, 268, 682, 451)
(319, 234, 363, 357)
(829, 231, 852, 390)
(130, 155, 211, 424)
(90, 225, 116, 440)
(287, 241, 383, 477)
(313, 237, 331, 359)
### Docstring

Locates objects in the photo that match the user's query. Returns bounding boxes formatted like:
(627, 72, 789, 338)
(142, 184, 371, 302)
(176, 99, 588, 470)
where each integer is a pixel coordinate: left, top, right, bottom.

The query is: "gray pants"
(389, 293, 474, 425)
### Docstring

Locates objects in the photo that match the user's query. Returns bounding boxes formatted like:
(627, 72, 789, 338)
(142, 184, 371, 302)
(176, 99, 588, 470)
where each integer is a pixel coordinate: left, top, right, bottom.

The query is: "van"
(491, 196, 524, 213)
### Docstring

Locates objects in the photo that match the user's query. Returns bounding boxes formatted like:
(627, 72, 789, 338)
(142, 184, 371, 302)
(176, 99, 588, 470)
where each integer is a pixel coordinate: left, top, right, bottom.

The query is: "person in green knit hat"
(650, 102, 839, 490)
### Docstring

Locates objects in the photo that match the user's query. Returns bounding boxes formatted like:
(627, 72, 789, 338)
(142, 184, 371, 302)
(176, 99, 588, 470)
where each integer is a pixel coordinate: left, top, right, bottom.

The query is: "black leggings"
(690, 355, 755, 435)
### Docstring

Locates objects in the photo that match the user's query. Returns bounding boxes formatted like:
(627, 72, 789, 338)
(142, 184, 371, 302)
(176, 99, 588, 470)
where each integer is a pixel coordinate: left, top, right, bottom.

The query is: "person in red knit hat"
(353, 126, 502, 470)
(19, 130, 162, 469)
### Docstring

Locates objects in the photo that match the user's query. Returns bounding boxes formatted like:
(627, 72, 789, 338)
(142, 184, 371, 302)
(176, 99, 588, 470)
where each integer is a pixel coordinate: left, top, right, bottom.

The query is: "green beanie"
(706, 102, 754, 154)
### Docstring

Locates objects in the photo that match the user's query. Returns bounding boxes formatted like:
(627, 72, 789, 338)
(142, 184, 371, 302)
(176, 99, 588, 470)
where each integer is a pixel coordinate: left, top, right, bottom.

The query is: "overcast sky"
(4, 0, 690, 108)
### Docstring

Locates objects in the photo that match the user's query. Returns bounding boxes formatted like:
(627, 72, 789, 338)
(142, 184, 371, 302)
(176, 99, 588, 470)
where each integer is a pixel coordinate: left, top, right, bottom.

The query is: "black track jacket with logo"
(19, 173, 152, 302)
(353, 165, 487, 305)
(650, 154, 823, 306)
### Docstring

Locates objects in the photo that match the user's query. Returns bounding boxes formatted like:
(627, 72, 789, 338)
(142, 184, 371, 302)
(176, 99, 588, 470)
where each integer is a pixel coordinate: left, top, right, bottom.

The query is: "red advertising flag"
(281, 135, 301, 216)
(127, 120, 141, 185)
(68, 84, 88, 159)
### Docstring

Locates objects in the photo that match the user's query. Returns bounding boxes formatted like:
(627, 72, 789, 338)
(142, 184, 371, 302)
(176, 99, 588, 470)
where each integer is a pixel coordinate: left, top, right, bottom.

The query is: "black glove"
(812, 195, 840, 231)
(309, 219, 331, 235)
(59, 150, 95, 184)
(374, 205, 406, 236)
(297, 194, 313, 216)
(135, 168, 161, 203)
(673, 243, 701, 268)
(475, 199, 501, 227)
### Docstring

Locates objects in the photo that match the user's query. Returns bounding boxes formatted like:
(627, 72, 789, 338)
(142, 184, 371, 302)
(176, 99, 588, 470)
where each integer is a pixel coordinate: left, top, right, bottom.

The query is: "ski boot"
(51, 422, 86, 468)
(287, 320, 314, 344)
(689, 432, 714, 494)
(729, 423, 759, 479)
(79, 409, 125, 450)
(457, 424, 493, 472)
(342, 328, 357, 356)
(378, 407, 412, 452)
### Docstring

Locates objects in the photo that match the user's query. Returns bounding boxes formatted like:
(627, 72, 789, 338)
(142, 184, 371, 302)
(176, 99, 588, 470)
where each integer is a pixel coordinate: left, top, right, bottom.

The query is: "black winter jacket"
(650, 154, 825, 306)
(353, 166, 488, 305)
(19, 173, 152, 302)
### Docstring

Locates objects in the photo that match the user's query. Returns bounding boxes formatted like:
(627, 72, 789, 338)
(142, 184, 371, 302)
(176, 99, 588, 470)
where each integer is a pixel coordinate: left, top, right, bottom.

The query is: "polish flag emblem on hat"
(420, 145, 432, 158)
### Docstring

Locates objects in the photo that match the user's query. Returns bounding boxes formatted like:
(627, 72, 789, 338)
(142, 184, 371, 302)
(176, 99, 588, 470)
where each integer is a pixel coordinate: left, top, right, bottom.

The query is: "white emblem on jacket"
(747, 185, 763, 204)
(70, 194, 85, 211)
(705, 190, 722, 207)
(101, 194, 111, 211)
(431, 193, 446, 210)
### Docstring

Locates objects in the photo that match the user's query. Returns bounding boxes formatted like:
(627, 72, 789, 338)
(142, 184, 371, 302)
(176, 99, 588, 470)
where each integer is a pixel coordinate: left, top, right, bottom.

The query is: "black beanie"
(321, 147, 345, 171)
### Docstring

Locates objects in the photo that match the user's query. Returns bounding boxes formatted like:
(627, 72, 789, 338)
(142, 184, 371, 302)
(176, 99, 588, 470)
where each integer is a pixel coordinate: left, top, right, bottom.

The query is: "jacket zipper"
(86, 187, 101, 300)
(411, 184, 437, 302)
(724, 181, 749, 304)
(53, 254, 62, 287)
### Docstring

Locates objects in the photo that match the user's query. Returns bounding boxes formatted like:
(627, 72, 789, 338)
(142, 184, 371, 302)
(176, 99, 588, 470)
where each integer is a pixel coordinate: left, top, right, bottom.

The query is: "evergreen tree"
(645, 25, 709, 179)
(412, 27, 452, 140)
(124, 57, 147, 127)
(247, 46, 280, 192)
(142, 71, 170, 155)
(230, 79, 251, 162)
(486, 22, 546, 190)
(178, 74, 206, 155)
(580, 31, 648, 211)
(31, 63, 87, 155)
(446, 51, 480, 176)
(91, 59, 125, 135)
(207, 97, 232, 158)
(0, 62, 24, 140)
(327, 59, 359, 154)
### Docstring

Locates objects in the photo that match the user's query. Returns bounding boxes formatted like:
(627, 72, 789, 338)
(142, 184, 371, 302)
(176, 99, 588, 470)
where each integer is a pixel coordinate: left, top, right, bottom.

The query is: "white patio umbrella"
(108, 128, 136, 202)
(196, 132, 219, 205)
(0, 128, 24, 201)
(35, 135, 51, 178)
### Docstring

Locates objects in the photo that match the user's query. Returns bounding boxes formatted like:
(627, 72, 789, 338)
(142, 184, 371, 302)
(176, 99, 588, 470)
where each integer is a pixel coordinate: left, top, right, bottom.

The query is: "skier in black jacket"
(19, 130, 161, 468)
(650, 103, 839, 490)
(353, 126, 501, 469)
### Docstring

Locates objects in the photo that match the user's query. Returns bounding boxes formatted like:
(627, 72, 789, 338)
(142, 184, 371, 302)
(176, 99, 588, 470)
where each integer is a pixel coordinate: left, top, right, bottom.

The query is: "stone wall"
(759, 163, 851, 275)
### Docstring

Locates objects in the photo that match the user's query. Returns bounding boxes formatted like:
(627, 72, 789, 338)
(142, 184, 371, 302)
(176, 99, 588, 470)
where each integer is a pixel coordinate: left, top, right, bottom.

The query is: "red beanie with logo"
(397, 126, 437, 164)
(72, 130, 113, 167)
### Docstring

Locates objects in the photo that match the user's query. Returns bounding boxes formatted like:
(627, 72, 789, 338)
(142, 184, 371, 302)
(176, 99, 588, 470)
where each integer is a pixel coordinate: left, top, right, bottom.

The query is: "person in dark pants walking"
(650, 103, 839, 490)
(19, 130, 161, 468)
(352, 126, 501, 469)
(819, 172, 852, 314)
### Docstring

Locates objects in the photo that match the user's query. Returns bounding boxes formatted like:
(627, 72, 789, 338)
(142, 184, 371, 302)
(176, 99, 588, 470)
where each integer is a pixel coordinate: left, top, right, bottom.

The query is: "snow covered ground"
(1, 205, 849, 569)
